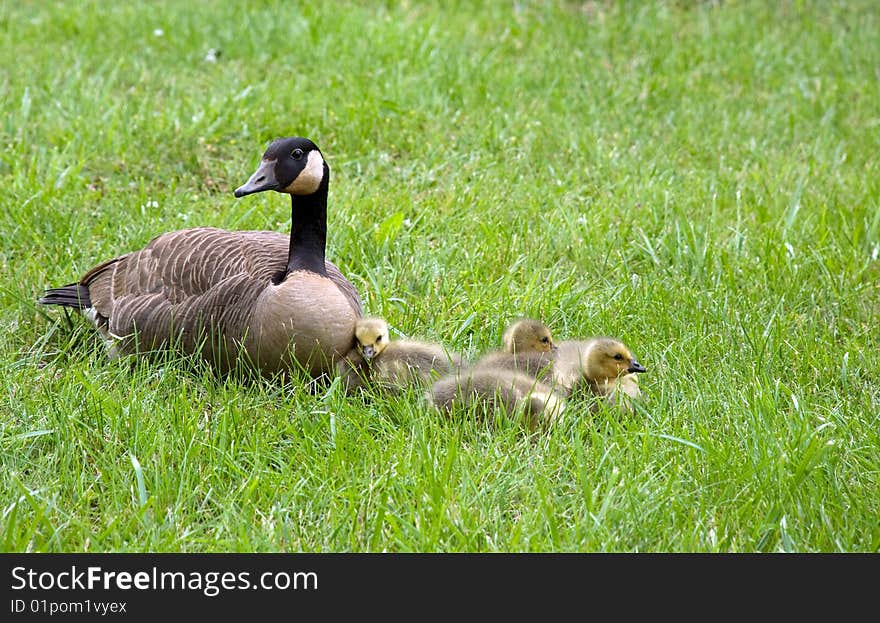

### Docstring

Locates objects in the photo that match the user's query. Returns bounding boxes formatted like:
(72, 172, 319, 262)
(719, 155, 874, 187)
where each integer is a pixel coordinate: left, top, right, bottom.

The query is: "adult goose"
(38, 137, 362, 377)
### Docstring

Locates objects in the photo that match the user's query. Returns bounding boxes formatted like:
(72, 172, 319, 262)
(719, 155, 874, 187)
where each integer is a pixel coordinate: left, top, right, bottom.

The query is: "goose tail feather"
(38, 284, 91, 310)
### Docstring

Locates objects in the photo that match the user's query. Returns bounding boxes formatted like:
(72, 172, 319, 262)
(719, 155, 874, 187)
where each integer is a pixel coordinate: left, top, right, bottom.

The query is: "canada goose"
(553, 338, 646, 405)
(38, 137, 362, 377)
(474, 318, 557, 377)
(473, 336, 646, 405)
(426, 367, 566, 431)
(501, 318, 556, 354)
(338, 316, 463, 393)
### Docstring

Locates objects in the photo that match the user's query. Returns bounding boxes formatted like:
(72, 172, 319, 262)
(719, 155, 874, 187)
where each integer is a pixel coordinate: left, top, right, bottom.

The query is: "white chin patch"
(285, 150, 325, 195)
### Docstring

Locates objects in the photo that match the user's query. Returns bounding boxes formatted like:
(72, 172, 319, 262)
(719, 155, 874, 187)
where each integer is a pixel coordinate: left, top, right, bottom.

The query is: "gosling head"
(354, 317, 391, 361)
(234, 136, 328, 198)
(502, 319, 556, 354)
(583, 337, 646, 384)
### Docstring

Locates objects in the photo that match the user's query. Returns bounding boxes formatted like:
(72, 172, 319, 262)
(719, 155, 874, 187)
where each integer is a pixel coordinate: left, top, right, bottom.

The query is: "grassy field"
(1, 0, 878, 552)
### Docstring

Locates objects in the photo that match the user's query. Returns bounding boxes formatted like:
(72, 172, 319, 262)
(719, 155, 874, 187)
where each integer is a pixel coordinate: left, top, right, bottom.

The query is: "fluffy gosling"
(474, 318, 557, 378)
(474, 334, 646, 409)
(426, 367, 566, 431)
(337, 316, 463, 393)
(553, 337, 646, 410)
(501, 318, 556, 354)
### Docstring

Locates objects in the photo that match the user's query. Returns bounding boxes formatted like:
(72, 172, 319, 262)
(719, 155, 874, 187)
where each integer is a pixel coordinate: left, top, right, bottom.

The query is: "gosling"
(553, 337, 646, 409)
(426, 367, 566, 431)
(501, 318, 556, 354)
(474, 318, 558, 379)
(474, 334, 646, 407)
(338, 316, 463, 393)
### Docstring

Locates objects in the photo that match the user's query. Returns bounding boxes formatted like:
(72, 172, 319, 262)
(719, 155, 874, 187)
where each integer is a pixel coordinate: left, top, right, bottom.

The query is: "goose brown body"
(78, 227, 359, 374)
(38, 137, 362, 377)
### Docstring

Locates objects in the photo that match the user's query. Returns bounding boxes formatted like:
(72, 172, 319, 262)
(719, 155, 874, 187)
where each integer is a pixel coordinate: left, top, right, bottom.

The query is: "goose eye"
(292, 148, 304, 160)
(613, 354, 624, 361)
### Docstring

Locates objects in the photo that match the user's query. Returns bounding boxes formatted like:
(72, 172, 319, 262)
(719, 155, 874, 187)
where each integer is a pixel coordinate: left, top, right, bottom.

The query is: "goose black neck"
(285, 180, 328, 277)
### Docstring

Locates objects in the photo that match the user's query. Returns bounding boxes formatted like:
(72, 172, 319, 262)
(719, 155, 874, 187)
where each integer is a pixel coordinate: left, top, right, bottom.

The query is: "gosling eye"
(541, 337, 550, 343)
(613, 353, 624, 361)
(375, 335, 382, 343)
(292, 148, 304, 160)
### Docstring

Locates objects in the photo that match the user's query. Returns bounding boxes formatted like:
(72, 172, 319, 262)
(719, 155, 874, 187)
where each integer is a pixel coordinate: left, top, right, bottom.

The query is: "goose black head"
(234, 137, 328, 198)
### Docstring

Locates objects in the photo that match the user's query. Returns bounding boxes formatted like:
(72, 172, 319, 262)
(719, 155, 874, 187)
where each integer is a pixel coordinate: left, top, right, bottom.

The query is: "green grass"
(1, 0, 878, 552)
